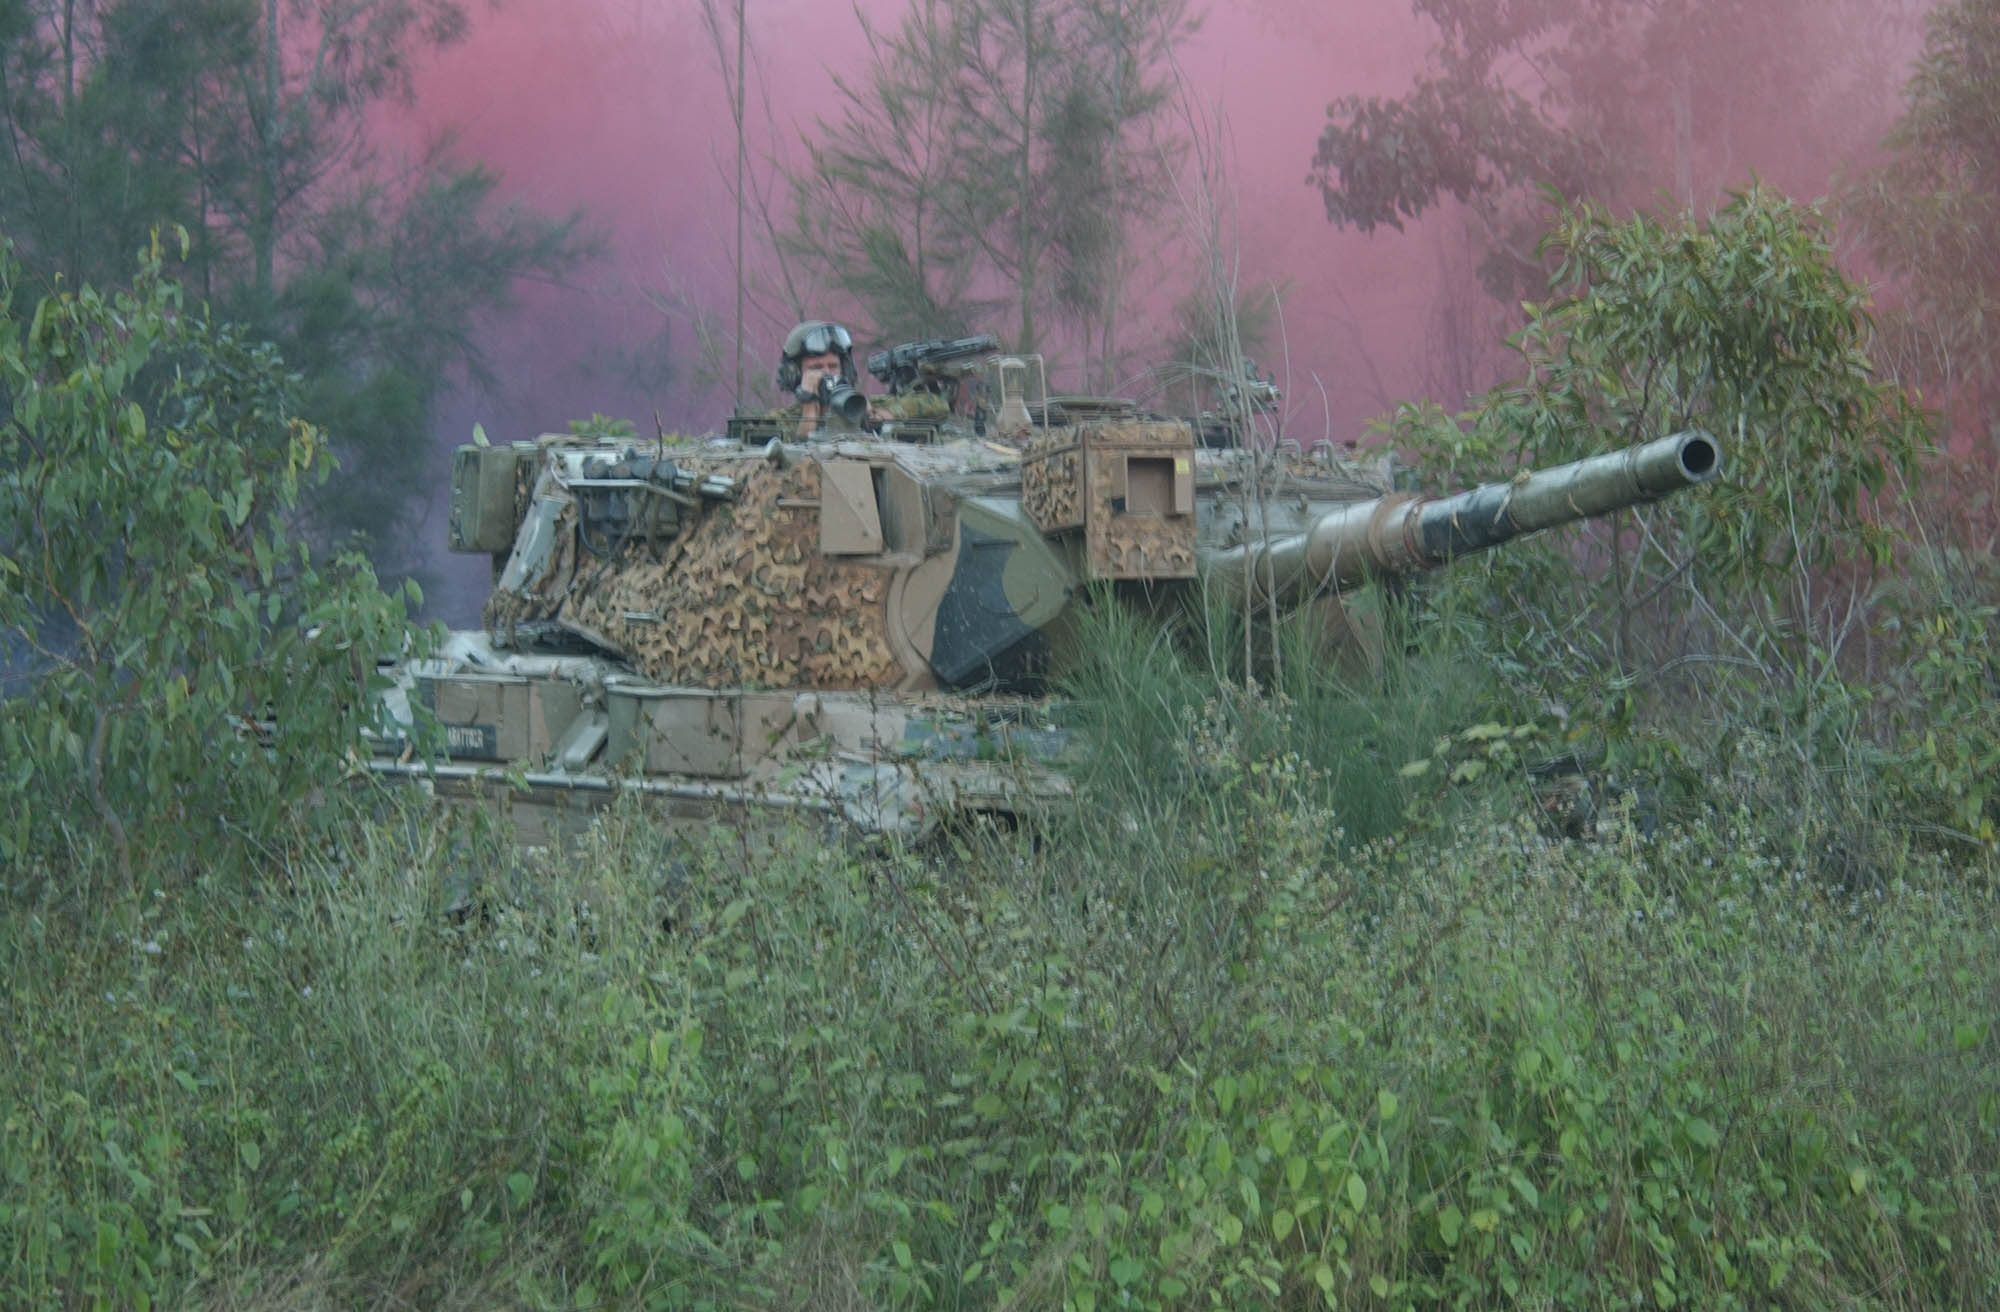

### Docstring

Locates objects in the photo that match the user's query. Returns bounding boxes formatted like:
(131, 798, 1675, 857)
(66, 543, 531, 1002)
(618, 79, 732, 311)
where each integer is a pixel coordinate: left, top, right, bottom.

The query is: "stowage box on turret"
(377, 364, 1721, 843)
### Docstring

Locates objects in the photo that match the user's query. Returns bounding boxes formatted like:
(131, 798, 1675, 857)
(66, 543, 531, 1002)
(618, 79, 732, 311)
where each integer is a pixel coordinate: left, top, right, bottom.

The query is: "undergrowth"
(4, 625, 1995, 1308)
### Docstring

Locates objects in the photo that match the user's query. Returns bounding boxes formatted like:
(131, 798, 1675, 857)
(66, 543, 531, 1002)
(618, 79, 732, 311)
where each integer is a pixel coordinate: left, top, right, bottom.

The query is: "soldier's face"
(798, 351, 842, 393)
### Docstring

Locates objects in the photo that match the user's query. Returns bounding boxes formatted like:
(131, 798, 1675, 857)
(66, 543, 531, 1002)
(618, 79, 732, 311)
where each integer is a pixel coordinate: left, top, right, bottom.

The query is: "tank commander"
(773, 319, 949, 439)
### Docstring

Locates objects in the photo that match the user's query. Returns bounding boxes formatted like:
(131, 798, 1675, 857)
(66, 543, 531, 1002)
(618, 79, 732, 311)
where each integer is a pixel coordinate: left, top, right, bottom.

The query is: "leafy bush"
(0, 234, 421, 892)
(1375, 189, 1970, 872)
(4, 688, 1994, 1310)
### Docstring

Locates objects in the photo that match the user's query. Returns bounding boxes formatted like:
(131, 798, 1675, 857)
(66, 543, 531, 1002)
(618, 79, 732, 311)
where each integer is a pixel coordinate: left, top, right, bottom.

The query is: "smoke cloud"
(389, 0, 1912, 620)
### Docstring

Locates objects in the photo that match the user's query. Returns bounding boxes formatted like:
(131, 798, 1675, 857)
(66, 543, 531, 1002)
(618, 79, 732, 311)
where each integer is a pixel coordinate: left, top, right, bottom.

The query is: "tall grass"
(1055, 585, 1502, 855)
(2, 600, 1996, 1309)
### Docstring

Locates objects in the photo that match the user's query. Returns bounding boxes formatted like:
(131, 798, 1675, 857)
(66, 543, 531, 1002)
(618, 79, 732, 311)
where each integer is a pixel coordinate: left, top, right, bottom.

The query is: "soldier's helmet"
(777, 320, 857, 394)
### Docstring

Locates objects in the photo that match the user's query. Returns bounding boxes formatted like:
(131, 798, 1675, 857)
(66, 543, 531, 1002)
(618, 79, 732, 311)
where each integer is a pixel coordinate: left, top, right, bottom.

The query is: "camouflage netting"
(1087, 422, 1197, 578)
(1020, 435, 1083, 531)
(1021, 422, 1200, 579)
(486, 455, 905, 690)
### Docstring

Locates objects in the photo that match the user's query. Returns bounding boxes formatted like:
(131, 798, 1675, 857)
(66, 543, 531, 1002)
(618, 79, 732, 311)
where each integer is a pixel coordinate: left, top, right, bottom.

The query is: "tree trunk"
(1672, 55, 1694, 209)
(1015, 0, 1038, 354)
(61, 0, 78, 285)
(733, 0, 745, 404)
(255, 0, 281, 315)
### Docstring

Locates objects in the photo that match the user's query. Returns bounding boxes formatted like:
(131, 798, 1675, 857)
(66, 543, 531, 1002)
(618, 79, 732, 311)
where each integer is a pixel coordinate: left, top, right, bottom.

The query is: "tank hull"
(370, 630, 1071, 843)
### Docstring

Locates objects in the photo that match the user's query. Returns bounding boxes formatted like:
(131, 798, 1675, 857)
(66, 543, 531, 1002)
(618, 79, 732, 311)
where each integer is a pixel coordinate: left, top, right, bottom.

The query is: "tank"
(371, 352, 1722, 843)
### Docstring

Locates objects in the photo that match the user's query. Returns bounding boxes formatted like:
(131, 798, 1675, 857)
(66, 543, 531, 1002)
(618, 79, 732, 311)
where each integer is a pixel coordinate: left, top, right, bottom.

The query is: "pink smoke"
(385, 0, 1911, 618)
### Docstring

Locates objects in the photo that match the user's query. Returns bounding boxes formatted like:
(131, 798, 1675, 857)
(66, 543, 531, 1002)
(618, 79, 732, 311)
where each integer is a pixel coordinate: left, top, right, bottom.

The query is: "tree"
(784, 0, 1197, 385)
(0, 234, 422, 892)
(1846, 0, 2000, 538)
(1383, 188, 1928, 746)
(0, 0, 595, 556)
(1309, 0, 1914, 302)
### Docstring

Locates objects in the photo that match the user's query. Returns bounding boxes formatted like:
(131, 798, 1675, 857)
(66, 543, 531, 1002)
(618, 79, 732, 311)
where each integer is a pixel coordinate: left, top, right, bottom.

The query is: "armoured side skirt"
(365, 757, 1067, 847)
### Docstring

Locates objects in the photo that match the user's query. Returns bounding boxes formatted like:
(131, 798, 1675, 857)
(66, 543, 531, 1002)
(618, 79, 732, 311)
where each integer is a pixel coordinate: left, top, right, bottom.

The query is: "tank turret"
(383, 366, 1722, 842)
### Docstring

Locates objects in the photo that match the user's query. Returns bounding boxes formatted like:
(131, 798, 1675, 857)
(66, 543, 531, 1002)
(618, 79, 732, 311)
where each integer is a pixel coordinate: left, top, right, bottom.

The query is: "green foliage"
(1410, 187, 1927, 585)
(1874, 557, 2000, 847)
(1844, 0, 2000, 537)
(567, 412, 639, 440)
(1312, 0, 1904, 300)
(3, 629, 1996, 1307)
(0, 795, 628, 1309)
(278, 154, 598, 550)
(1375, 190, 1933, 859)
(15, 763, 1996, 1309)
(1374, 186, 2000, 879)
(1054, 584, 1503, 852)
(0, 238, 421, 887)
(0, 1, 595, 555)
(1848, 0, 2000, 367)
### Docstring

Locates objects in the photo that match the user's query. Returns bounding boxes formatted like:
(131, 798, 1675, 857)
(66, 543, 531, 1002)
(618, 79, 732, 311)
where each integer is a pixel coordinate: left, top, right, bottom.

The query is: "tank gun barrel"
(1231, 429, 1722, 603)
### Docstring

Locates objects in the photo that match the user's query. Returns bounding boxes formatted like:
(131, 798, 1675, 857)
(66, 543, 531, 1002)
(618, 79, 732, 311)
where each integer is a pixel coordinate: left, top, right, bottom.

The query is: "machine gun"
(866, 333, 1001, 397)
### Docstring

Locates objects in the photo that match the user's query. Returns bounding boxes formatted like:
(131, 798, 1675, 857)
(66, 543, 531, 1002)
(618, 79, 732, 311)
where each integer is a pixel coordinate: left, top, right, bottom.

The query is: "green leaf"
(1438, 1204, 1463, 1246)
(238, 1141, 260, 1171)
(1346, 1173, 1367, 1211)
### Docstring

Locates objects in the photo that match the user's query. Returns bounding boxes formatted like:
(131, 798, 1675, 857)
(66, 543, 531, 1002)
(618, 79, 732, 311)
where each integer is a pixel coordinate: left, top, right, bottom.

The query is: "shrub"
(0, 234, 421, 895)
